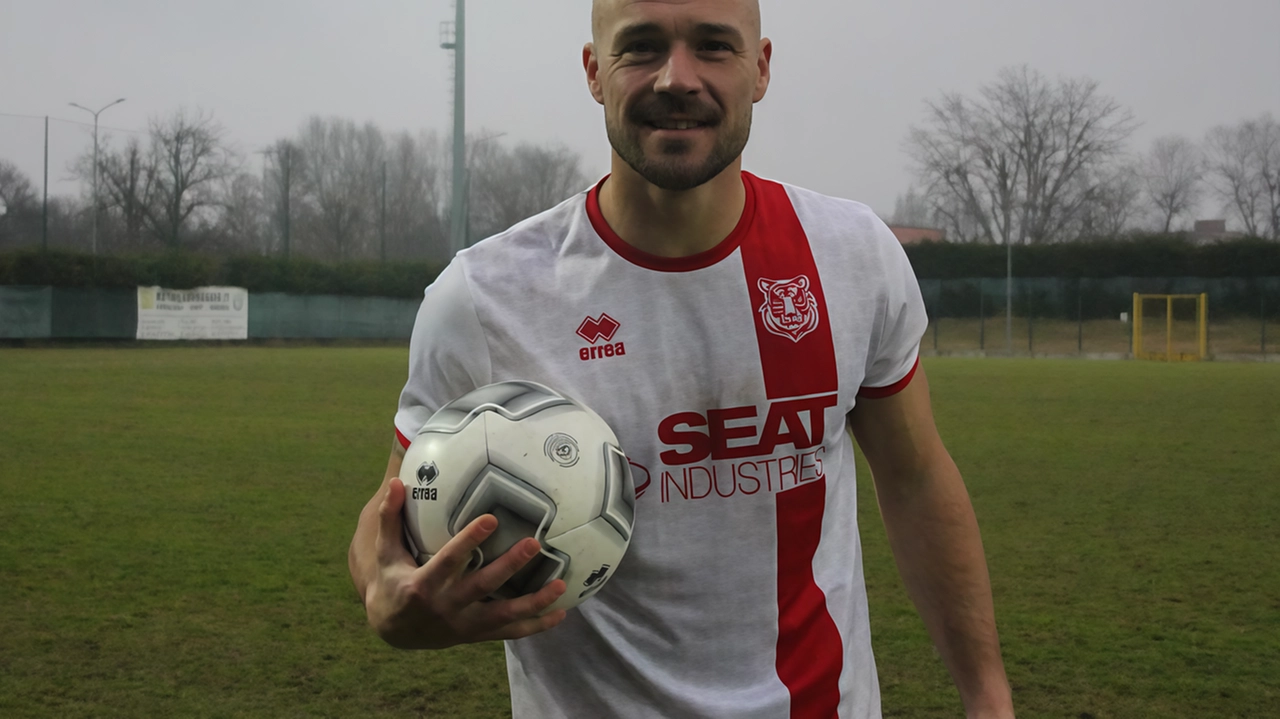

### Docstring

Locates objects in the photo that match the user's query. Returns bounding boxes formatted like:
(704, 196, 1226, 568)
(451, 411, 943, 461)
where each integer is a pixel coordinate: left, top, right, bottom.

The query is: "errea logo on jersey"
(577, 313, 627, 362)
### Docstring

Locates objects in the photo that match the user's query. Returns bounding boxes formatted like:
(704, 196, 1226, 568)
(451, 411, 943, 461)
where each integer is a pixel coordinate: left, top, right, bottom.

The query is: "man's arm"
(347, 438, 568, 649)
(848, 365, 1015, 719)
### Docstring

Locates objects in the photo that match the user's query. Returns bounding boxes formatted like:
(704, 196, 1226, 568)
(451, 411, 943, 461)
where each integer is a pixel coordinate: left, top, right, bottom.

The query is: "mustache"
(629, 95, 722, 125)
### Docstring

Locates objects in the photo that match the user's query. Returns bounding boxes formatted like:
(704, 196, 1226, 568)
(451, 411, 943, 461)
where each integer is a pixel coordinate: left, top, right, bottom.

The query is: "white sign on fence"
(136, 286, 249, 340)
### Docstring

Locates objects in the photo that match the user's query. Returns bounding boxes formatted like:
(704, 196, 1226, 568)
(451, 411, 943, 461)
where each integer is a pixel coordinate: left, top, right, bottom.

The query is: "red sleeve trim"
(857, 356, 920, 399)
(395, 428, 412, 449)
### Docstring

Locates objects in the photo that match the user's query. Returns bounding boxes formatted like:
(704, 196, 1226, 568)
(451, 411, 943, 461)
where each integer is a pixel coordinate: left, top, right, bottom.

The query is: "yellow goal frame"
(1132, 293, 1208, 361)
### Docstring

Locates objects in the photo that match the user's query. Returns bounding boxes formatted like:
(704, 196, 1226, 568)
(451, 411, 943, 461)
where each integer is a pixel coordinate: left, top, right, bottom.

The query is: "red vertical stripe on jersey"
(738, 174, 843, 718)
(775, 480, 841, 718)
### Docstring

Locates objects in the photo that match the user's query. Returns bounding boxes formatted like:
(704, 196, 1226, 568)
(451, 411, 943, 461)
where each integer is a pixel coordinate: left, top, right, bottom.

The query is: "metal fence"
(3, 277, 1277, 357)
(918, 277, 1280, 358)
(0, 286, 419, 340)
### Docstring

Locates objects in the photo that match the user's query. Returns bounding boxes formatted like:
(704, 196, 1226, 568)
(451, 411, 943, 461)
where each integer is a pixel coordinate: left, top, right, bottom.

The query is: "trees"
(383, 130, 448, 261)
(1141, 136, 1203, 234)
(94, 137, 159, 250)
(148, 109, 238, 249)
(888, 186, 935, 228)
(1205, 114, 1280, 240)
(0, 160, 39, 249)
(39, 110, 587, 261)
(72, 109, 237, 251)
(467, 139, 586, 243)
(906, 66, 1137, 245)
(295, 116, 387, 261)
(1073, 163, 1143, 240)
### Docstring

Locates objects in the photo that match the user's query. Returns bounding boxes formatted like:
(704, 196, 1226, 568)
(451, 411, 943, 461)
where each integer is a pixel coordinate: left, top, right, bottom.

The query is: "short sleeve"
(393, 261, 492, 447)
(858, 222, 928, 398)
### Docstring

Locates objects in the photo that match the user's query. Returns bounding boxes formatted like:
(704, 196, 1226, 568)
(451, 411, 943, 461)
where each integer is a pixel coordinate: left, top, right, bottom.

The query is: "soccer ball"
(400, 380, 635, 613)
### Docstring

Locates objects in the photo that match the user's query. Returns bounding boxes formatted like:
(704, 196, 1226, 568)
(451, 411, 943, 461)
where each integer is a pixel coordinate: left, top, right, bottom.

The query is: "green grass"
(1, 349, 1277, 717)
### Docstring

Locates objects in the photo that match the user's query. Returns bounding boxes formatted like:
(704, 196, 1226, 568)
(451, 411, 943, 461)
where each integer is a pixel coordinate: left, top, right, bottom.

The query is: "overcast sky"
(3, 0, 1278, 219)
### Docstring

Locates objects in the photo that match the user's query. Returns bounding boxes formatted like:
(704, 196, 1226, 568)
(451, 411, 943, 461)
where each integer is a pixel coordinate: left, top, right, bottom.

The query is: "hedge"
(902, 235, 1280, 279)
(0, 251, 443, 299)
(2, 236, 1278, 297)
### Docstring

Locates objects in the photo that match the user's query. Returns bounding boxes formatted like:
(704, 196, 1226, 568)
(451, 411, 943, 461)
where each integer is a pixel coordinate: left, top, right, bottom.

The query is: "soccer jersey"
(393, 172, 928, 719)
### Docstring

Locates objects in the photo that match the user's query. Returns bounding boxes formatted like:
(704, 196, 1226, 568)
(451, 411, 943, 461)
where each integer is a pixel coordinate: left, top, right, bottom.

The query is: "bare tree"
(1205, 114, 1280, 239)
(468, 138, 587, 242)
(0, 160, 37, 215)
(1141, 136, 1203, 233)
(94, 137, 160, 250)
(262, 139, 303, 257)
(1074, 163, 1143, 239)
(384, 130, 448, 261)
(888, 186, 935, 227)
(216, 172, 266, 253)
(0, 160, 39, 248)
(147, 109, 238, 248)
(907, 65, 1137, 244)
(295, 116, 385, 261)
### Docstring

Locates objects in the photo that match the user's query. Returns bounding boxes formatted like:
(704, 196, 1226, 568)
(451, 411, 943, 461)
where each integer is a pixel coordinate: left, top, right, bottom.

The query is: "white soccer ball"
(400, 380, 635, 614)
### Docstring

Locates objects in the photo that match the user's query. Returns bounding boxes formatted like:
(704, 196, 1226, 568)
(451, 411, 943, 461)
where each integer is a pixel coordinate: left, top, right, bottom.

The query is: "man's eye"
(624, 41, 659, 55)
(701, 41, 733, 52)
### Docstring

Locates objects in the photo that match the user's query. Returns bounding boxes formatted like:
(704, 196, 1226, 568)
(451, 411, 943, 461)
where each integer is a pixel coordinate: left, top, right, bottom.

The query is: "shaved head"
(592, 0, 762, 47)
(585, 0, 771, 191)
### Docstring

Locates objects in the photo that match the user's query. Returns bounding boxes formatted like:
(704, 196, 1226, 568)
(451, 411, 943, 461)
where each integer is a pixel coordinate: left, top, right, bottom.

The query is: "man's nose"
(654, 45, 703, 95)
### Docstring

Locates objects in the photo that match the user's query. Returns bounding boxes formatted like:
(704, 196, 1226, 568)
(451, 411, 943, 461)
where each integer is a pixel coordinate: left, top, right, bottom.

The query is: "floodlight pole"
(442, 1, 467, 256)
(1005, 238, 1013, 354)
(69, 98, 126, 256)
(42, 116, 49, 252)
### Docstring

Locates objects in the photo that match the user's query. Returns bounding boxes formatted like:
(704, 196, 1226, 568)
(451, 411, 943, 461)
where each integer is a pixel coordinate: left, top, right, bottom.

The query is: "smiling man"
(348, 1, 1015, 717)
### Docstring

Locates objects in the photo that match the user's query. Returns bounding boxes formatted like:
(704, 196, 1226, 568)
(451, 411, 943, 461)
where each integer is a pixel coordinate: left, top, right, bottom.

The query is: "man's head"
(585, 0, 771, 191)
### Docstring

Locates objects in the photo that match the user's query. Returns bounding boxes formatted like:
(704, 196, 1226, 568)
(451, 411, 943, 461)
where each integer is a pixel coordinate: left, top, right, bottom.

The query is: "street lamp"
(69, 98, 126, 255)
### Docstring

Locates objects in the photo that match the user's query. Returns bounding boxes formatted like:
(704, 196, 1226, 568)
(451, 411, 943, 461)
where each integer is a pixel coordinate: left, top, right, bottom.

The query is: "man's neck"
(598, 156, 746, 258)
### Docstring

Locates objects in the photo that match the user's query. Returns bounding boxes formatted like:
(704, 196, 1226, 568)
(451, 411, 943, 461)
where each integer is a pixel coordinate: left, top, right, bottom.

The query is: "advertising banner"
(137, 286, 249, 340)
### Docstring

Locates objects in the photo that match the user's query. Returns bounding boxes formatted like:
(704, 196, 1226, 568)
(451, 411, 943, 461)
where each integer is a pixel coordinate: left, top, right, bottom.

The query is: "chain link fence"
(919, 277, 1280, 359)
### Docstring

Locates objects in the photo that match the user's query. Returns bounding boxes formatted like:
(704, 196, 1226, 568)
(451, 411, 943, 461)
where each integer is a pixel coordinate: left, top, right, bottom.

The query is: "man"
(349, 1, 1016, 717)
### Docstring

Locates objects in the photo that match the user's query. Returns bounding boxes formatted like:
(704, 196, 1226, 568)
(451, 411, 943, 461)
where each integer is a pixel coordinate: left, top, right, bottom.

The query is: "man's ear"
(584, 43, 605, 105)
(753, 38, 772, 103)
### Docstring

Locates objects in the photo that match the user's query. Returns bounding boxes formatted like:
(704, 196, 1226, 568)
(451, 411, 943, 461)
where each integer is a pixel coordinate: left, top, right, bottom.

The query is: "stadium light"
(441, 1, 466, 255)
(69, 98, 127, 256)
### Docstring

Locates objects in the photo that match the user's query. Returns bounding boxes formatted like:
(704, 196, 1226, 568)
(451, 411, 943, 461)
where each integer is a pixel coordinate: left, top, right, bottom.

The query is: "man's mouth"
(647, 120, 711, 130)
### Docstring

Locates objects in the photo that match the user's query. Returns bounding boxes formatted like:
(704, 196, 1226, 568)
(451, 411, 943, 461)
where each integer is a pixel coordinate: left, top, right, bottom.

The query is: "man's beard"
(606, 94, 752, 191)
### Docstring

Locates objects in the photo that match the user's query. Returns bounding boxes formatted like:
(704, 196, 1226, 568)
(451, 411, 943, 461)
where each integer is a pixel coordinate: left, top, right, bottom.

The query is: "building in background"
(887, 225, 946, 245)
(1191, 220, 1245, 243)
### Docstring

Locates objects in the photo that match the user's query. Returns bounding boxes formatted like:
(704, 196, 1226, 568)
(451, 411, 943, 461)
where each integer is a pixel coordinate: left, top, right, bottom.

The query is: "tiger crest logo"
(757, 276, 820, 343)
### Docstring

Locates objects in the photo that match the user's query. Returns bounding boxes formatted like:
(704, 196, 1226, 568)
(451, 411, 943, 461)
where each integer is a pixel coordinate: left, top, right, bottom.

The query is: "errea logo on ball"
(576, 313, 627, 362)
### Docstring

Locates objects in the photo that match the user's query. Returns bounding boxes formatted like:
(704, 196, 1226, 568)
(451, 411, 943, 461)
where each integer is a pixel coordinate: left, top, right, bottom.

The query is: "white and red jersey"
(394, 172, 928, 719)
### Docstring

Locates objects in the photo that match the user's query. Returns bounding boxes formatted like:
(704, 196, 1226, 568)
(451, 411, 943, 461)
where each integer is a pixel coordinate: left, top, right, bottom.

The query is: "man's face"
(586, 0, 771, 191)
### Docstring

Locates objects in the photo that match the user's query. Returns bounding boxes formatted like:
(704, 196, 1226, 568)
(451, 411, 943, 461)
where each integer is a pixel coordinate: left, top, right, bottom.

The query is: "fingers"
(455, 537, 544, 606)
(419, 514, 499, 583)
(374, 478, 407, 564)
(500, 578, 568, 620)
(464, 578, 568, 633)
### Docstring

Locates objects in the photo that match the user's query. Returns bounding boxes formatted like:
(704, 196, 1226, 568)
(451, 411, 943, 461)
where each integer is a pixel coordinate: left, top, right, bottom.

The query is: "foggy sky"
(3, 0, 1278, 221)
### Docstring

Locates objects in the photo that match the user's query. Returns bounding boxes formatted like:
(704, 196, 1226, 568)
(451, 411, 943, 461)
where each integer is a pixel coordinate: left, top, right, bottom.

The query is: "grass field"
(1, 348, 1277, 718)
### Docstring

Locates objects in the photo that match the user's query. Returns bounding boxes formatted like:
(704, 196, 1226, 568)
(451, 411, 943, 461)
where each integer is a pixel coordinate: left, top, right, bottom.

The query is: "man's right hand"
(357, 476, 568, 650)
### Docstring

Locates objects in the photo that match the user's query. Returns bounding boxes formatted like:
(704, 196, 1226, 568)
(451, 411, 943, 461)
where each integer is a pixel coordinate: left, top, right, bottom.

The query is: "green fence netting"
(248, 294, 419, 339)
(0, 287, 421, 340)
(0, 286, 53, 339)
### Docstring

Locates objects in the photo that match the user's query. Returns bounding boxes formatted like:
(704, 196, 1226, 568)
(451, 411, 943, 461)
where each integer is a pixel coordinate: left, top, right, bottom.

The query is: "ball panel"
(427, 380, 571, 429)
(600, 443, 636, 543)
(542, 515, 630, 613)
(446, 464, 557, 548)
(483, 407, 612, 539)
(402, 413, 490, 560)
